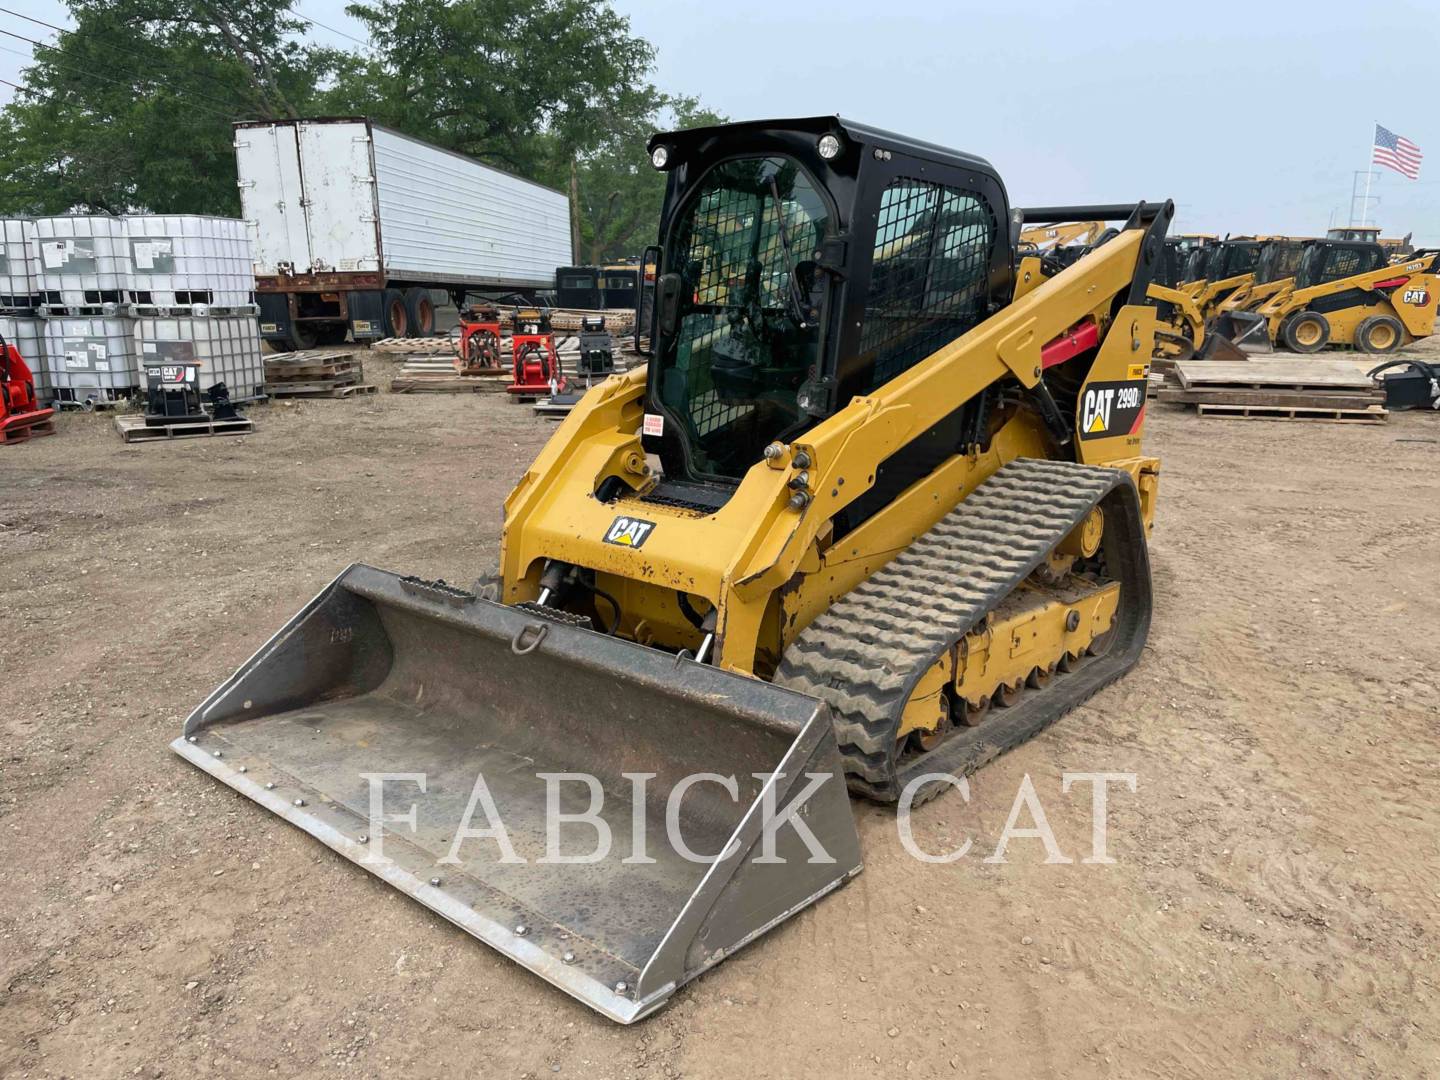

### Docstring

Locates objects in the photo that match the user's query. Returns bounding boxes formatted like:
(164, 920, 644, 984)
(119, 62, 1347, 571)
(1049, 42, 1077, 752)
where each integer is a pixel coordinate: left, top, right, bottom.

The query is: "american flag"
(1373, 124, 1423, 180)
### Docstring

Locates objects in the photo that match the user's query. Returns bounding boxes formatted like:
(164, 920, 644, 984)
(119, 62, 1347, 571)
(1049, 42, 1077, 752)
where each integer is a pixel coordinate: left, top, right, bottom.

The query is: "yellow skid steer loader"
(175, 118, 1167, 1022)
(1203, 240, 1440, 357)
(1210, 237, 1309, 325)
(1146, 238, 1209, 360)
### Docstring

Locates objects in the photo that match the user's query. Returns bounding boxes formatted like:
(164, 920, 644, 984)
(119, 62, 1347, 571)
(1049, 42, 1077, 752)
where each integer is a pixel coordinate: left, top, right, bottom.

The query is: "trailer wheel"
(1354, 314, 1403, 354)
(1281, 311, 1329, 353)
(404, 288, 435, 337)
(382, 289, 409, 339)
(288, 323, 319, 351)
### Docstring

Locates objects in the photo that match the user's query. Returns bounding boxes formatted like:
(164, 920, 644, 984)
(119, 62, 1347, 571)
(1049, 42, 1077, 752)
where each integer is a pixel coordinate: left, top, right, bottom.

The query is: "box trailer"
(234, 118, 573, 349)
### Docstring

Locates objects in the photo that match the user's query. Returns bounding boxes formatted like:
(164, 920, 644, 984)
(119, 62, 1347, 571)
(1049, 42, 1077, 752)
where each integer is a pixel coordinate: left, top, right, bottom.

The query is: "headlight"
(650, 145, 671, 170)
(817, 134, 842, 160)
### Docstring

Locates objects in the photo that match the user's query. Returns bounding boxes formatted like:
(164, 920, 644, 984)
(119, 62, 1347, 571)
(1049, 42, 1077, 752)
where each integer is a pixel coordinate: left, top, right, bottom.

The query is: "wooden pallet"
(264, 348, 358, 366)
(1159, 388, 1383, 410)
(114, 414, 254, 442)
(264, 375, 360, 395)
(264, 350, 362, 382)
(390, 375, 510, 394)
(1173, 358, 1374, 392)
(266, 382, 377, 399)
(1193, 403, 1388, 424)
(1, 416, 57, 444)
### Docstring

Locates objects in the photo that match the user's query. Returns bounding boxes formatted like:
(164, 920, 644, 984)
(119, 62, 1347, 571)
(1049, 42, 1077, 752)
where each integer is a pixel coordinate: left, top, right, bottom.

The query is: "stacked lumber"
(371, 337, 450, 355)
(371, 308, 636, 353)
(546, 308, 635, 333)
(388, 335, 647, 396)
(263, 350, 375, 398)
(389, 356, 511, 394)
(1159, 359, 1387, 423)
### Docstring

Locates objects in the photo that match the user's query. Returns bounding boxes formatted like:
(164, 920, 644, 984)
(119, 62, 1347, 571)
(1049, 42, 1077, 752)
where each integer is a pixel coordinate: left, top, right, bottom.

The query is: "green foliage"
(567, 95, 726, 264)
(0, 0, 343, 214)
(0, 0, 722, 262)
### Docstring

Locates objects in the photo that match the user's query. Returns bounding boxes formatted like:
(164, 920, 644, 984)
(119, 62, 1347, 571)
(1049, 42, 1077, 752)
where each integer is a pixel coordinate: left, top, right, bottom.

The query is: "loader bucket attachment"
(172, 564, 862, 1023)
(1200, 312, 1269, 360)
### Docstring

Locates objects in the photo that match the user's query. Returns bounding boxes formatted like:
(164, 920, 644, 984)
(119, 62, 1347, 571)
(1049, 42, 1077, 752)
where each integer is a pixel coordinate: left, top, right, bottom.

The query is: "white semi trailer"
(234, 118, 573, 349)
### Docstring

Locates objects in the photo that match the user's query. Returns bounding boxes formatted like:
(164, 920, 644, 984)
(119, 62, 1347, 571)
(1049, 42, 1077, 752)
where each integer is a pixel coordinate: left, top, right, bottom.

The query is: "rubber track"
(775, 457, 1151, 802)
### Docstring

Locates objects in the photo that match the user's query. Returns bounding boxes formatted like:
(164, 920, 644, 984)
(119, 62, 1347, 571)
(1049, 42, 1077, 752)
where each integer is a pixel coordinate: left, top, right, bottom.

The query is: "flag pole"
(1361, 123, 1374, 227)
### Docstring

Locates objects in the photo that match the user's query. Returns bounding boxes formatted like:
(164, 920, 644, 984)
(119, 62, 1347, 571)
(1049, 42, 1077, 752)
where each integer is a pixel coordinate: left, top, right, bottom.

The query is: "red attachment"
(508, 332, 565, 395)
(1372, 276, 1409, 290)
(453, 308, 505, 375)
(1041, 318, 1100, 369)
(1, 342, 56, 444)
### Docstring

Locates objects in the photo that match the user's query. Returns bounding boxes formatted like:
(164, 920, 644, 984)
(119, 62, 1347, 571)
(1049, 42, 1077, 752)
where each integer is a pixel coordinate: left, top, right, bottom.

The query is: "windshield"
(1223, 245, 1261, 277)
(656, 155, 830, 479)
(1257, 242, 1304, 284)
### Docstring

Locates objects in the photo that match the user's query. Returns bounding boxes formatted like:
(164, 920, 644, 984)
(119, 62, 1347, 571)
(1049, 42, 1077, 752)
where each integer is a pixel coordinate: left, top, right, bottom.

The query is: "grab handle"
(510, 622, 549, 656)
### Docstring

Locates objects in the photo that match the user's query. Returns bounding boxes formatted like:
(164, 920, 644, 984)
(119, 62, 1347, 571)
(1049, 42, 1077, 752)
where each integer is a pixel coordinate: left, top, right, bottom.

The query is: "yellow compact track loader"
(1204, 240, 1440, 357)
(174, 118, 1167, 1023)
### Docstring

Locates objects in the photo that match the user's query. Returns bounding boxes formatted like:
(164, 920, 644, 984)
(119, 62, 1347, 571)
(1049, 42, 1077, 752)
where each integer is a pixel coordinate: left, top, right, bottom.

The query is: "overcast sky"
(3, 0, 1438, 240)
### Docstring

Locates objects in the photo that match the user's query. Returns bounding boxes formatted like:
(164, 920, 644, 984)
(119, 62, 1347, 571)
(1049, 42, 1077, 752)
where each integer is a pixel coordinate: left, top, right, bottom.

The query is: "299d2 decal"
(1078, 379, 1147, 441)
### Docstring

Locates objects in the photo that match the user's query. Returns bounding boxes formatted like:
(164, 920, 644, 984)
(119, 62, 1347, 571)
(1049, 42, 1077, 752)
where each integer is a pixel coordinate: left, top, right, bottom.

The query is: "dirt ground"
(2, 348, 1438, 1079)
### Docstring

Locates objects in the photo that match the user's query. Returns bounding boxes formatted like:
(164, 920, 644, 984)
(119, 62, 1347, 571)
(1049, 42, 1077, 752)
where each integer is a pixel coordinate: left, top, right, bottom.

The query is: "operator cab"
(641, 117, 1012, 485)
(1326, 226, 1380, 243)
(1203, 241, 1263, 281)
(1253, 239, 1307, 284)
(1295, 241, 1386, 289)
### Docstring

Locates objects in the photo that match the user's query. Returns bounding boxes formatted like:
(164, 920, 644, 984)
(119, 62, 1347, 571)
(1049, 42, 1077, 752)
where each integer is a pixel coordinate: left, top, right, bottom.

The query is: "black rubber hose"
(1367, 358, 1437, 379)
(588, 583, 623, 636)
(676, 591, 706, 629)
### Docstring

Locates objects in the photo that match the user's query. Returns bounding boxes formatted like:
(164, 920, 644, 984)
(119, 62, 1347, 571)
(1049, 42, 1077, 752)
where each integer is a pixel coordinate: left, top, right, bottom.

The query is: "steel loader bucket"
(172, 564, 862, 1023)
(1200, 311, 1269, 360)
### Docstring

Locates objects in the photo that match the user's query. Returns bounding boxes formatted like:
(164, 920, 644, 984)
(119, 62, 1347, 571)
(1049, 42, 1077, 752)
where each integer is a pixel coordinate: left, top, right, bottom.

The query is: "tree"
(329, 0, 722, 261)
(568, 95, 725, 264)
(0, 0, 721, 259)
(0, 0, 343, 214)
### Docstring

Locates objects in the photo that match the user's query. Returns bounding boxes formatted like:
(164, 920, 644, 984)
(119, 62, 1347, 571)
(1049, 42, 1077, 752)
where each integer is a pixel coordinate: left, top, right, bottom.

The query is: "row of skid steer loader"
(1210, 238, 1309, 321)
(175, 116, 1168, 1023)
(1201, 240, 1440, 358)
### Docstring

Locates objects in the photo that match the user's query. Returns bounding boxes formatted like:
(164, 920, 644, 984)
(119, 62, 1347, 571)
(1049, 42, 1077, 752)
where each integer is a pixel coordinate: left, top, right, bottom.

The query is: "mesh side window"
(1324, 249, 1363, 280)
(1277, 245, 1304, 279)
(860, 179, 995, 388)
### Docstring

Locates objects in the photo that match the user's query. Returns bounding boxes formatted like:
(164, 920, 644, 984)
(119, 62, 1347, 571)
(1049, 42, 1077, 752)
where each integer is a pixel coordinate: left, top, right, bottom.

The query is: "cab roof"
(648, 115, 1000, 179)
